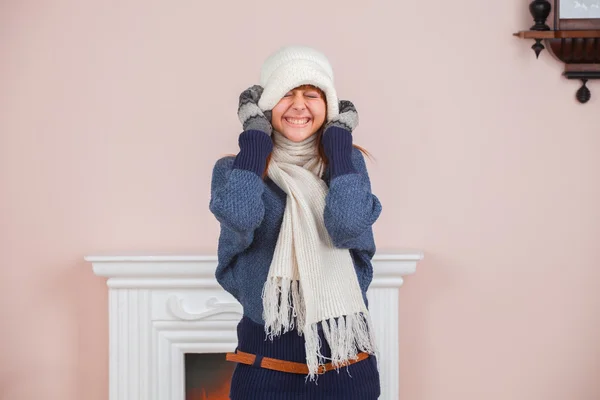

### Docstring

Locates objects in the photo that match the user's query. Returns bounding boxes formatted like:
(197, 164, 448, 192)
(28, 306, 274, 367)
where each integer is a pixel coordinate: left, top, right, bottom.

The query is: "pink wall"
(2, 0, 599, 399)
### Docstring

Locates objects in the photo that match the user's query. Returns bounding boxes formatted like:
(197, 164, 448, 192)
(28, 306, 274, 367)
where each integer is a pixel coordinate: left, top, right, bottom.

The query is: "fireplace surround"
(87, 252, 422, 399)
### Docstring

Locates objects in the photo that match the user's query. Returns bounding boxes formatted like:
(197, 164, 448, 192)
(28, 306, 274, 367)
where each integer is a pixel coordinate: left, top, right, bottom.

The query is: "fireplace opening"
(185, 353, 235, 400)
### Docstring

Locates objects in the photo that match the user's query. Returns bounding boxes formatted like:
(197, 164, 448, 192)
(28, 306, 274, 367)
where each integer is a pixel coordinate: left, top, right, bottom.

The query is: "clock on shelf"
(514, 0, 600, 103)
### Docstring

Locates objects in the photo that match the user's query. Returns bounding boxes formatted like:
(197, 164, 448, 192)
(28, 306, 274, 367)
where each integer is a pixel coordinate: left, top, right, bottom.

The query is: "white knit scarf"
(261, 130, 379, 382)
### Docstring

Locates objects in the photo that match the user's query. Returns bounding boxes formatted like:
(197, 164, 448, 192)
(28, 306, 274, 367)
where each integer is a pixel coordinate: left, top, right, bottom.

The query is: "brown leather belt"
(226, 349, 369, 375)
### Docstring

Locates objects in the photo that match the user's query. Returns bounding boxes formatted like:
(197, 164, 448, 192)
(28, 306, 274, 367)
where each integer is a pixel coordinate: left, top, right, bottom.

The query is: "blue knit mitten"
(322, 100, 359, 178)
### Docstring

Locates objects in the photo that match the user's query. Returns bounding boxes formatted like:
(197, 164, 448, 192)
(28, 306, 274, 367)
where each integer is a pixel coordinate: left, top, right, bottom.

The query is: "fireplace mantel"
(87, 252, 423, 400)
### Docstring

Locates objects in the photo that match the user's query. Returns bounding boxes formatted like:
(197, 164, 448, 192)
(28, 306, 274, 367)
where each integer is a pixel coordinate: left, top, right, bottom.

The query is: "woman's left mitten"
(324, 100, 359, 133)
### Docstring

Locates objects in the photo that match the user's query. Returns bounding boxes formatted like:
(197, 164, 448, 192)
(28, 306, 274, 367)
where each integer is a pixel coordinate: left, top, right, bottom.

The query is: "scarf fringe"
(262, 277, 306, 339)
(262, 278, 379, 383)
(304, 311, 379, 382)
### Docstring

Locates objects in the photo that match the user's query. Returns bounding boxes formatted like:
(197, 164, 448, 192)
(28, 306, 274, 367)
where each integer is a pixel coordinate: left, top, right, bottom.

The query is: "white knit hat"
(257, 45, 339, 122)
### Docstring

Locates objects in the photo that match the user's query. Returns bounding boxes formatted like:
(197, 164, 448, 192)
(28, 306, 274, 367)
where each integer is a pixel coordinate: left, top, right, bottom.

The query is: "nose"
(292, 104, 306, 111)
(291, 94, 306, 111)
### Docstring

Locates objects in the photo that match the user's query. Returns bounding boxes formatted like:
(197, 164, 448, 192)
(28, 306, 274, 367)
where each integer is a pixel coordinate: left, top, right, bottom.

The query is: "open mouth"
(284, 117, 311, 127)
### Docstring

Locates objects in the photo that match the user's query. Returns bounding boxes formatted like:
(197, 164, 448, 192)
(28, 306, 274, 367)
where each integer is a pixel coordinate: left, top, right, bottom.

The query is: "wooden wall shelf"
(514, 1, 600, 104)
(513, 30, 600, 39)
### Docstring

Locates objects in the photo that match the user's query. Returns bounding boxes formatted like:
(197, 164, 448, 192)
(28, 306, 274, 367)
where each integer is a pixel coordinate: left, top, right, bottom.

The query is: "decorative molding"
(88, 253, 421, 288)
(166, 296, 243, 321)
(87, 252, 423, 400)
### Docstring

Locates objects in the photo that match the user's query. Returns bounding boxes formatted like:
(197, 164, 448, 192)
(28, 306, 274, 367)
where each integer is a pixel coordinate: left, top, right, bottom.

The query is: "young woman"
(209, 45, 383, 399)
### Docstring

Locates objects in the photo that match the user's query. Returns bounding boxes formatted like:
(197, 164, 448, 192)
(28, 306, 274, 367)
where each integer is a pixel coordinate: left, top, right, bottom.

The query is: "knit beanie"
(257, 45, 340, 122)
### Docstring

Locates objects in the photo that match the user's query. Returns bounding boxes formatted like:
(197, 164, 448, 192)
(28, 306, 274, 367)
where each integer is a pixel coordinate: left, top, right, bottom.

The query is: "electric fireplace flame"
(185, 353, 235, 400)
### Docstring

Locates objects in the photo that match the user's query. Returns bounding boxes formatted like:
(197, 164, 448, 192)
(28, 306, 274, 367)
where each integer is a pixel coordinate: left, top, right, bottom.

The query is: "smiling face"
(271, 85, 327, 142)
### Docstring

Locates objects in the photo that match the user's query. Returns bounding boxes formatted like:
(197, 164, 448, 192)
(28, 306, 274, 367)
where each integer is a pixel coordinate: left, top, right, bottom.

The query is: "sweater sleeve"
(209, 131, 272, 299)
(323, 129, 382, 250)
(209, 130, 272, 233)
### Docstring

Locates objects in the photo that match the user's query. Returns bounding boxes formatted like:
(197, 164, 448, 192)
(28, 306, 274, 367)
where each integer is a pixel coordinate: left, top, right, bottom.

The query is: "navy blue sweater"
(209, 127, 382, 399)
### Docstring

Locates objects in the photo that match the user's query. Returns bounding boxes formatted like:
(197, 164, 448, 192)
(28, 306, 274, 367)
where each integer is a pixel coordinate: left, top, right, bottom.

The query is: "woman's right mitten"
(237, 85, 273, 135)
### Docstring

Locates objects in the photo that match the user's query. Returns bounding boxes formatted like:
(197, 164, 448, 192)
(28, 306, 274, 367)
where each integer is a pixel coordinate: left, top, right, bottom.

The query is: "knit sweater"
(209, 126, 382, 399)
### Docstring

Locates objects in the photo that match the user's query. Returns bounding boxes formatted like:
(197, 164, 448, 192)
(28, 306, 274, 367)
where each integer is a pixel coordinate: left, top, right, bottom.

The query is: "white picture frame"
(560, 0, 600, 19)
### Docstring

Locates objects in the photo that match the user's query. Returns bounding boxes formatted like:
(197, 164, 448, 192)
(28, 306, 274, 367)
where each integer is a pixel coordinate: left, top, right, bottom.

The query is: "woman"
(209, 45, 382, 399)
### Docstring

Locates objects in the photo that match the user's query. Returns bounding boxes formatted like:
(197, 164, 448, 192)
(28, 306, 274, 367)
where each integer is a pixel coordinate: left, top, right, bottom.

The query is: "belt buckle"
(317, 364, 327, 374)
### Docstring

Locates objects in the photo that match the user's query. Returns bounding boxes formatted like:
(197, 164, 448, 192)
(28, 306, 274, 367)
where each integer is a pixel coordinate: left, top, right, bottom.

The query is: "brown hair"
(229, 84, 372, 179)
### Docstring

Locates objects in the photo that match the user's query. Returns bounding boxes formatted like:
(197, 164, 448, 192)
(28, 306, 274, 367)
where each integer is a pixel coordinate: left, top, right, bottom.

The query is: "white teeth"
(285, 118, 309, 125)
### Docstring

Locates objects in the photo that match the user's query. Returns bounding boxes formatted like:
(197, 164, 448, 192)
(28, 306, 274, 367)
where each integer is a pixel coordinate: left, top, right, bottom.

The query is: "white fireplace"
(86, 253, 422, 400)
